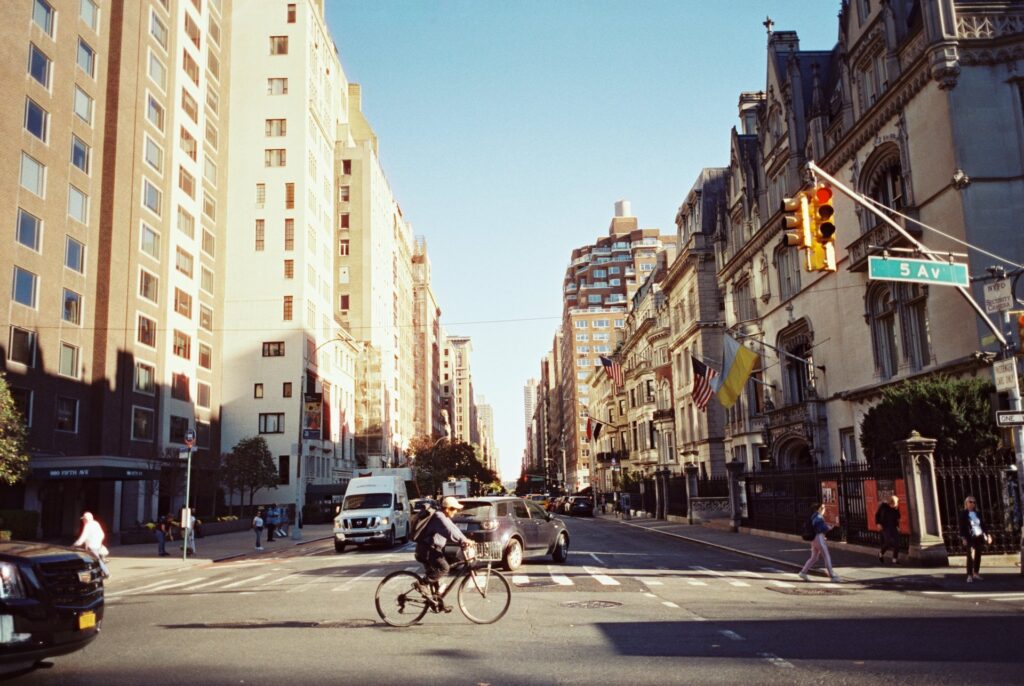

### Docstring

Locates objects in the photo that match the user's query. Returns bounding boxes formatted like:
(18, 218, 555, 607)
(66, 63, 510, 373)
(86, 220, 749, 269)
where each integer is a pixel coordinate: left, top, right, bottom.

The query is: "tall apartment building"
(522, 378, 538, 470)
(336, 84, 417, 468)
(222, 0, 357, 509)
(475, 397, 496, 474)
(412, 237, 444, 439)
(558, 201, 676, 491)
(1, 0, 233, 538)
(447, 335, 475, 445)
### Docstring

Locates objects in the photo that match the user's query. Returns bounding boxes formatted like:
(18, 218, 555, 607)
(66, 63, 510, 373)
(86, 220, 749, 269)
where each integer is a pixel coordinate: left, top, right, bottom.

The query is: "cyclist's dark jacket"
(419, 511, 471, 550)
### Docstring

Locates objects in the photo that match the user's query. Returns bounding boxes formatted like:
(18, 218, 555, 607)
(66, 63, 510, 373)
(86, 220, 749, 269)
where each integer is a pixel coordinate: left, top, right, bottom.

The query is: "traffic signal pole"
(806, 160, 1024, 573)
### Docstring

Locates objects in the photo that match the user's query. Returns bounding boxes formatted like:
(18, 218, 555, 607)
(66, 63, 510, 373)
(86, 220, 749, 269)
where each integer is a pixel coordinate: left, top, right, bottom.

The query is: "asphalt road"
(11, 516, 1024, 685)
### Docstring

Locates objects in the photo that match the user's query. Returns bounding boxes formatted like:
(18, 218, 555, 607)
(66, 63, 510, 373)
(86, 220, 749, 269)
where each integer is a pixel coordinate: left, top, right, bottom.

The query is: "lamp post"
(181, 428, 195, 562)
(292, 335, 345, 541)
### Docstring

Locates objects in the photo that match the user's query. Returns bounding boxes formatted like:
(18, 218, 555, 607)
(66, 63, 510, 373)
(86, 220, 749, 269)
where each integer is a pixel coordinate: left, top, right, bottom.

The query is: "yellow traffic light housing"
(808, 184, 837, 272)
(782, 193, 812, 254)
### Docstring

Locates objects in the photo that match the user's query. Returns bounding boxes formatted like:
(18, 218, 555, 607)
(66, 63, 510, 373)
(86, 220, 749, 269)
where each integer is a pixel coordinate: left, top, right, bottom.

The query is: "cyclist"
(414, 496, 473, 611)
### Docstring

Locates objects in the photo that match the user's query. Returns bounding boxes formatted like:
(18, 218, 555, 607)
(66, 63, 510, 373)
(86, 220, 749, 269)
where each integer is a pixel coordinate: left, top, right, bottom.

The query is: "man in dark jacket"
(414, 496, 472, 611)
(875, 495, 901, 564)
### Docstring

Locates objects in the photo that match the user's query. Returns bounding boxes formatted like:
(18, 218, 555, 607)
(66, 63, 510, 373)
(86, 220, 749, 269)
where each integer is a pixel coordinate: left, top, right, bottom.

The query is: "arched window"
(872, 162, 905, 212)
(775, 244, 802, 301)
(898, 283, 931, 371)
(866, 282, 932, 379)
(778, 323, 815, 406)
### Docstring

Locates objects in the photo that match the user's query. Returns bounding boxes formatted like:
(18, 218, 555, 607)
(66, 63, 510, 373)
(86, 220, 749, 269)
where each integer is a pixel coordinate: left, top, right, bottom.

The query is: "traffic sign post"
(867, 256, 969, 287)
(996, 411, 1024, 428)
(182, 429, 196, 562)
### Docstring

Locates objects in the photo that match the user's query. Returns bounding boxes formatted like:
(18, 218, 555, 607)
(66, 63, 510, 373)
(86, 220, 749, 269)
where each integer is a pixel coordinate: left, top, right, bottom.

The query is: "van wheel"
(385, 527, 395, 547)
(334, 541, 346, 553)
(502, 538, 524, 572)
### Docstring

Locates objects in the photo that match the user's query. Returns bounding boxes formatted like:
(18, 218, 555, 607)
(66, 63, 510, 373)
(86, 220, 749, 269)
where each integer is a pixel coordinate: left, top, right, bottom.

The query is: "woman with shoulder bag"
(799, 503, 841, 583)
(958, 495, 992, 583)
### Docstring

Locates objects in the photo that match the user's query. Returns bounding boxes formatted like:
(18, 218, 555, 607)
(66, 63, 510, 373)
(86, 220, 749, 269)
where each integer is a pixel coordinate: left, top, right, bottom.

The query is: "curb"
(212, 535, 331, 563)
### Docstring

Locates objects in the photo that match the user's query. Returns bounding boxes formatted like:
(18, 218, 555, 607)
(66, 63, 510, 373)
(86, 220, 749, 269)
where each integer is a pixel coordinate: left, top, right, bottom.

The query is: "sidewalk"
(596, 512, 1022, 591)
(103, 523, 335, 583)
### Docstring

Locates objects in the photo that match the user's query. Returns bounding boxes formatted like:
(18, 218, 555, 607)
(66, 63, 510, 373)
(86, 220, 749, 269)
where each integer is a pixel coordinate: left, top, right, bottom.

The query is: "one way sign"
(996, 411, 1024, 427)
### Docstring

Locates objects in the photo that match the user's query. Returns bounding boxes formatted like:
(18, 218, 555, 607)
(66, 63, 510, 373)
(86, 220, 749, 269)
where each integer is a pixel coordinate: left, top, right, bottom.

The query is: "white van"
(333, 475, 409, 553)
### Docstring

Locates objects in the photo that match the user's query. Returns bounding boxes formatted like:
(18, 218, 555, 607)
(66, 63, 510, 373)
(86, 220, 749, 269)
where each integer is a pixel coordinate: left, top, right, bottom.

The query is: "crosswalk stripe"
(223, 574, 270, 590)
(548, 569, 572, 586)
(729, 580, 750, 587)
(687, 580, 707, 586)
(583, 566, 619, 586)
(332, 568, 381, 592)
(186, 577, 233, 591)
(770, 579, 796, 588)
(124, 578, 197, 595)
(662, 601, 679, 608)
(106, 578, 184, 597)
(512, 575, 530, 586)
(991, 596, 1024, 602)
(637, 577, 663, 586)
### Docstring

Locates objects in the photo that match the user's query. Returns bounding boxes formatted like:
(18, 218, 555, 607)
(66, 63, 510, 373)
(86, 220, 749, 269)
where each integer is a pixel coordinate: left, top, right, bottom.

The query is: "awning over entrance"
(31, 466, 160, 480)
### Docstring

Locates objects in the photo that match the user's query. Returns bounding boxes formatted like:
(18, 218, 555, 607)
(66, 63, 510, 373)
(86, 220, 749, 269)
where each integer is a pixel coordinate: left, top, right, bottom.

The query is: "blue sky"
(324, 1, 842, 481)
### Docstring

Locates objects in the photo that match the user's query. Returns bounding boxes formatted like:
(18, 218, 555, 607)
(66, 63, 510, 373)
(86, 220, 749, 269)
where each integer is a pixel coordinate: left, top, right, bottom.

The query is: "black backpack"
(409, 507, 435, 543)
(801, 515, 815, 541)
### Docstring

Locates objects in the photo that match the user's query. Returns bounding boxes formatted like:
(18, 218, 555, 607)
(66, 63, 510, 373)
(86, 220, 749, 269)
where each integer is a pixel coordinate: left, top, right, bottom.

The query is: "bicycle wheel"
(375, 571, 430, 627)
(457, 567, 511, 624)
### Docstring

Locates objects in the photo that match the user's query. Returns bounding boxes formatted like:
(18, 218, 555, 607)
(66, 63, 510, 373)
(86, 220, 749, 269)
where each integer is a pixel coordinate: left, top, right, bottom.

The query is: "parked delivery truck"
(333, 475, 409, 553)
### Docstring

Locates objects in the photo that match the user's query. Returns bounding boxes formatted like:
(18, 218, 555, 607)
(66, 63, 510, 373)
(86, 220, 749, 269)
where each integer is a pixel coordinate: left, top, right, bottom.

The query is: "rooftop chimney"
(614, 199, 632, 217)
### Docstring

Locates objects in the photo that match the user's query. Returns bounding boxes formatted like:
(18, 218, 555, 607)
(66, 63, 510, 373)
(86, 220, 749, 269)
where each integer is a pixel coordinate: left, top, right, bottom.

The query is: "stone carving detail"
(957, 13, 1024, 40)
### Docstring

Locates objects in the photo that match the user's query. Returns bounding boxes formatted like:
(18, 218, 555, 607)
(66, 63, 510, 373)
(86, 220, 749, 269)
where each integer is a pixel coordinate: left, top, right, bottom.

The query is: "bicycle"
(374, 543, 511, 626)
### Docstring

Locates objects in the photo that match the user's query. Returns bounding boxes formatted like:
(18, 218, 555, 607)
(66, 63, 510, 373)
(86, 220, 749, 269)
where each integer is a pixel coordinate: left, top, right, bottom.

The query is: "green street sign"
(867, 256, 969, 287)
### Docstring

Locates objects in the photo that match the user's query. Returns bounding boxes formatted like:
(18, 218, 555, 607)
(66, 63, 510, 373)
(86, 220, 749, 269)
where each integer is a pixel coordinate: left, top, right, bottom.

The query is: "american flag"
(691, 356, 718, 411)
(599, 355, 623, 388)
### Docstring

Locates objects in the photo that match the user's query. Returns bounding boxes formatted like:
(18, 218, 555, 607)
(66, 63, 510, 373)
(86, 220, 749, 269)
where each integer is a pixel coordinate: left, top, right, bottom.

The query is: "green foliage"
(0, 510, 39, 540)
(409, 435, 499, 497)
(224, 437, 279, 505)
(860, 375, 1000, 462)
(0, 374, 29, 486)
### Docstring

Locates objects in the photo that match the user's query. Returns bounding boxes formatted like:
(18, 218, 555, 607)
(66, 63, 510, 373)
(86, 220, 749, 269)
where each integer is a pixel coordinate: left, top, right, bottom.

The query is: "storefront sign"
(31, 466, 160, 480)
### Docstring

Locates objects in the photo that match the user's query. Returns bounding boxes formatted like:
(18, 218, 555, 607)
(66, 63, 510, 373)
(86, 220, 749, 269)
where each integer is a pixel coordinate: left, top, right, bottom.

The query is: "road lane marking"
(719, 630, 744, 641)
(186, 577, 234, 591)
(583, 566, 619, 586)
(258, 572, 300, 587)
(728, 580, 750, 587)
(589, 553, 604, 565)
(512, 575, 530, 586)
(636, 577, 663, 586)
(548, 568, 573, 586)
(106, 579, 188, 597)
(644, 592, 657, 598)
(769, 580, 796, 588)
(223, 574, 270, 589)
(661, 601, 679, 608)
(332, 568, 381, 592)
(758, 652, 794, 669)
(121, 578, 199, 595)
(687, 580, 707, 586)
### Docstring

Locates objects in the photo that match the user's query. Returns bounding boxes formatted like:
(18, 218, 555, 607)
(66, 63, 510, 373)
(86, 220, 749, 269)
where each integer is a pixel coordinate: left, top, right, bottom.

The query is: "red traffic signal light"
(808, 184, 837, 272)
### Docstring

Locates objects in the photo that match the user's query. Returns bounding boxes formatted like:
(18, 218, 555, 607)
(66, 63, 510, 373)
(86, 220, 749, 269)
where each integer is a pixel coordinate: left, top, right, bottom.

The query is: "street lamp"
(292, 334, 346, 541)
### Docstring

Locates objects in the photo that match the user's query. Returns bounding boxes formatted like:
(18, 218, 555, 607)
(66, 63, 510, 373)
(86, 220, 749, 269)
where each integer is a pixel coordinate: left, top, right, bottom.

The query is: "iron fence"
(667, 475, 688, 518)
(934, 451, 1020, 555)
(698, 476, 729, 498)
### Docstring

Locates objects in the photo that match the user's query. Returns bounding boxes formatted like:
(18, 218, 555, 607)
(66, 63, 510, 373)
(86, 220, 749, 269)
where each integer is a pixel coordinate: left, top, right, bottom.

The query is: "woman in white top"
(73, 512, 110, 579)
(957, 495, 992, 583)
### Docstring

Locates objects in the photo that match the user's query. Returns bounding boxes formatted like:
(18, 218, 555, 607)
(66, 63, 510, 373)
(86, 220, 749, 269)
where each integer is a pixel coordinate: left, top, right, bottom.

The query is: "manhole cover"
(767, 587, 851, 596)
(561, 600, 622, 609)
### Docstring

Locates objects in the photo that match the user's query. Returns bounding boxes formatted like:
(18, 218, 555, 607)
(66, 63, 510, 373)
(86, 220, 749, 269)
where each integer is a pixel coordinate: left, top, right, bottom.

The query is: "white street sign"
(993, 358, 1018, 393)
(984, 279, 1013, 314)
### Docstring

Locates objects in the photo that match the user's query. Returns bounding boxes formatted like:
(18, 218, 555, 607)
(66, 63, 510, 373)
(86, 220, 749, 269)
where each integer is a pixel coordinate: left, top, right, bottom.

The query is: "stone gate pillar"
(896, 431, 949, 566)
(684, 463, 699, 525)
(725, 460, 745, 533)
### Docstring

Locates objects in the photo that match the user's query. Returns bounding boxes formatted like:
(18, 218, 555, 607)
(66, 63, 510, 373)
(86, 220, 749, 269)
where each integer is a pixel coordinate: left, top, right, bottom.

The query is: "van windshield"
(343, 493, 392, 510)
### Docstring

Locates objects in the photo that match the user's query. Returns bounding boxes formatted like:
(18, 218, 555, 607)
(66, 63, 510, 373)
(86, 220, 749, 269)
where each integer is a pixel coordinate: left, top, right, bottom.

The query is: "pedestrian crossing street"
(105, 553, 816, 603)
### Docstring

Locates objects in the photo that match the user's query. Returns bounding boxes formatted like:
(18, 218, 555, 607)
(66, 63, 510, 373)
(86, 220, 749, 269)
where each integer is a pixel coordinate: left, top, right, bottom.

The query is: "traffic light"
(808, 184, 837, 272)
(782, 192, 812, 257)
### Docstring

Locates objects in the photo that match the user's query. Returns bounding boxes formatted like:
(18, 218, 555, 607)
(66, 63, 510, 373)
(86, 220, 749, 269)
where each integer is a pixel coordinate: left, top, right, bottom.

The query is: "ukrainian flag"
(713, 333, 758, 409)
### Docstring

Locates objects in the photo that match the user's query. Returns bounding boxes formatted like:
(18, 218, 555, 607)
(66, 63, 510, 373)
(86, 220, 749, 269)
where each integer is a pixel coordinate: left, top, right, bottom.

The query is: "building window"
(340, 213, 350, 229)
(256, 183, 265, 206)
(262, 342, 285, 357)
(267, 77, 288, 95)
(197, 382, 211, 409)
(283, 295, 293, 321)
(135, 362, 156, 394)
(182, 49, 199, 85)
(205, 120, 218, 149)
(266, 118, 287, 136)
(777, 245, 802, 301)
(147, 94, 164, 131)
(71, 137, 91, 173)
(139, 269, 159, 303)
(259, 413, 285, 434)
(199, 342, 212, 369)
(150, 11, 168, 49)
(284, 259, 294, 278)
(81, 0, 99, 30)
(901, 283, 931, 371)
(74, 86, 93, 123)
(175, 247, 194, 277)
(199, 305, 213, 331)
(77, 38, 96, 77)
(265, 149, 286, 167)
(868, 285, 898, 380)
(25, 98, 48, 141)
(132, 407, 155, 441)
(204, 157, 217, 185)
(20, 154, 45, 197)
(65, 236, 85, 272)
(182, 88, 198, 122)
(169, 415, 190, 443)
(144, 136, 163, 172)
(255, 219, 265, 251)
(270, 36, 288, 55)
(278, 455, 290, 484)
(173, 330, 191, 359)
(68, 186, 88, 223)
(171, 373, 191, 401)
(62, 288, 82, 325)
(33, 0, 54, 36)
(55, 397, 79, 433)
(202, 228, 215, 256)
(200, 267, 213, 293)
(254, 383, 264, 398)
(148, 51, 166, 90)
(177, 207, 195, 238)
(338, 239, 350, 256)
(184, 12, 200, 49)
(137, 315, 157, 347)
(282, 382, 292, 398)
(17, 209, 42, 251)
(339, 186, 350, 202)
(28, 44, 51, 87)
(180, 127, 197, 160)
(174, 287, 192, 318)
(284, 218, 294, 250)
(285, 182, 295, 208)
(140, 223, 160, 260)
(339, 294, 350, 310)
(179, 166, 195, 198)
(9, 327, 36, 366)
(143, 179, 162, 216)
(12, 267, 38, 308)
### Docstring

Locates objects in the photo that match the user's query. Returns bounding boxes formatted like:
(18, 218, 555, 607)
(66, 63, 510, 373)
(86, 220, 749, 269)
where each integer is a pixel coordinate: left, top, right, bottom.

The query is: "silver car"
(448, 496, 570, 571)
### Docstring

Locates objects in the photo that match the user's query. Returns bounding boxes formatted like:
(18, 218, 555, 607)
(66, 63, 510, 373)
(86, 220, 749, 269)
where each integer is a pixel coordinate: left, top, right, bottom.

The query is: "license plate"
(78, 611, 96, 630)
(457, 522, 468, 531)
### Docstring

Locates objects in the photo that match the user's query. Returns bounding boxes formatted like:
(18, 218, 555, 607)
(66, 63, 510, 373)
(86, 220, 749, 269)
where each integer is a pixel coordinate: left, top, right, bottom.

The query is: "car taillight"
(480, 519, 498, 531)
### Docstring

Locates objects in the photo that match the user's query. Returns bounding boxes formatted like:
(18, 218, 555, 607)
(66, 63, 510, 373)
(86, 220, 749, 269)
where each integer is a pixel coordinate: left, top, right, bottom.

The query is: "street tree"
(409, 434, 498, 496)
(860, 375, 1000, 462)
(224, 437, 279, 509)
(0, 373, 29, 486)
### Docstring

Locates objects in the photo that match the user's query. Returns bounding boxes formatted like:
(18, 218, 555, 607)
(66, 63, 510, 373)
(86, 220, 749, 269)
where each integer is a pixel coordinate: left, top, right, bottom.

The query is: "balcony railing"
(846, 216, 923, 272)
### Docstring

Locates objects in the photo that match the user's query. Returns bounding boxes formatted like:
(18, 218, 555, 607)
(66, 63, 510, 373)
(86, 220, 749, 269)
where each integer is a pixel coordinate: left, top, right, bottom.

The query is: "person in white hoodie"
(73, 512, 110, 579)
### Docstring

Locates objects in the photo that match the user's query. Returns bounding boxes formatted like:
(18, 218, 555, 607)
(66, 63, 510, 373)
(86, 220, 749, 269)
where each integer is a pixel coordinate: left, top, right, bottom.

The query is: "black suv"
(0, 542, 105, 670)
(449, 496, 569, 571)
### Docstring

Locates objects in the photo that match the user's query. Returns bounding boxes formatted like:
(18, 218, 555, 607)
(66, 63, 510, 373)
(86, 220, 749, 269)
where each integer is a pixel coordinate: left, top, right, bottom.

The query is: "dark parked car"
(0, 542, 104, 672)
(448, 497, 569, 571)
(567, 496, 594, 517)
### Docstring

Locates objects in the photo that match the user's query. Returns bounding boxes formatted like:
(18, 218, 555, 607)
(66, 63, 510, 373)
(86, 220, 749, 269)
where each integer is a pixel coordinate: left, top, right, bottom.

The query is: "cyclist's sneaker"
(413, 580, 431, 597)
